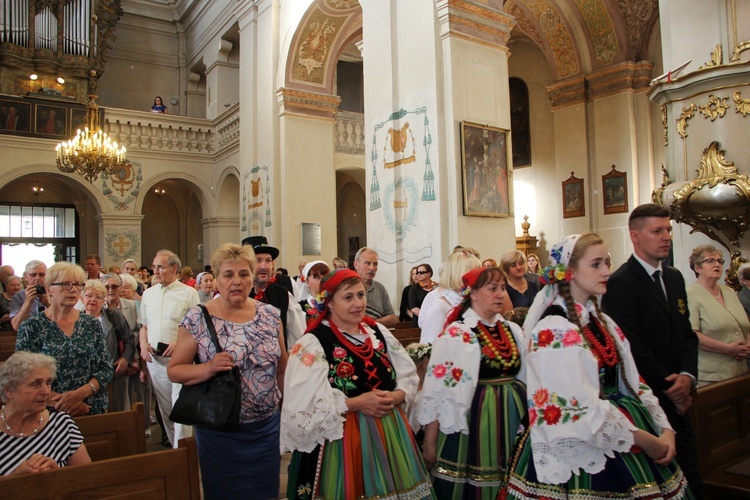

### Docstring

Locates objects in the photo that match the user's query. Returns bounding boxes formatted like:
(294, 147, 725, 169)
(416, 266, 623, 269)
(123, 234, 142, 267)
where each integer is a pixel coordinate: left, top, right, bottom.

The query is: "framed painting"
(562, 172, 585, 218)
(602, 165, 628, 214)
(0, 100, 31, 134)
(35, 104, 68, 137)
(70, 106, 104, 136)
(460, 121, 512, 217)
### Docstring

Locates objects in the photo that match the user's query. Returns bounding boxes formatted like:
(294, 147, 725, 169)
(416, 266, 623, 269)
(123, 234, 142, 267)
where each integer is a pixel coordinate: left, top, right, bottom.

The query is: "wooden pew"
(0, 437, 201, 499)
(0, 333, 16, 361)
(393, 321, 416, 330)
(73, 402, 146, 461)
(392, 327, 422, 348)
(689, 372, 750, 499)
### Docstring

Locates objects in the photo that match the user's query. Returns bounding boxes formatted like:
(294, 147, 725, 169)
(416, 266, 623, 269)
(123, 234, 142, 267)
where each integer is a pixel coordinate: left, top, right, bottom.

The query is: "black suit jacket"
(602, 255, 698, 419)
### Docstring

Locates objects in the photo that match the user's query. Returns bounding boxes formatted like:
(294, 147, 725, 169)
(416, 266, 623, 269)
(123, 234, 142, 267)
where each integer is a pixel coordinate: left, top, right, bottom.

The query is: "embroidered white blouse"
(280, 320, 419, 453)
(417, 308, 526, 435)
(524, 296, 673, 484)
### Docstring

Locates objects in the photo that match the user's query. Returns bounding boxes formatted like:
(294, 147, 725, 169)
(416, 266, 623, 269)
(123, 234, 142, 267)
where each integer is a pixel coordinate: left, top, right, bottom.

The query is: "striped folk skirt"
(287, 406, 435, 499)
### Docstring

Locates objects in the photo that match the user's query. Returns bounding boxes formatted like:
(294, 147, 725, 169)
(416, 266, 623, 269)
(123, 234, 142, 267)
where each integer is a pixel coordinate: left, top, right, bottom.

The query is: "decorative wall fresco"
(572, 0, 618, 64)
(292, 12, 346, 84)
(369, 107, 435, 244)
(241, 166, 272, 235)
(101, 162, 142, 211)
(104, 228, 140, 261)
(521, 0, 579, 78)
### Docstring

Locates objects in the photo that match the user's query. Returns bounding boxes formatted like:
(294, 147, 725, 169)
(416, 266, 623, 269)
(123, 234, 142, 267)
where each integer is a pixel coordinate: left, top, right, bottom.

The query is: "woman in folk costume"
(281, 268, 434, 499)
(503, 233, 692, 499)
(418, 266, 527, 499)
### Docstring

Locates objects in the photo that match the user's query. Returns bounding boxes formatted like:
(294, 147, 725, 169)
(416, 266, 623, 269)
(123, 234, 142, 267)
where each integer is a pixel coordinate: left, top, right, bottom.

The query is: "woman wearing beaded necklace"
(417, 266, 526, 498)
(504, 233, 691, 499)
(0, 352, 90, 475)
(281, 268, 434, 499)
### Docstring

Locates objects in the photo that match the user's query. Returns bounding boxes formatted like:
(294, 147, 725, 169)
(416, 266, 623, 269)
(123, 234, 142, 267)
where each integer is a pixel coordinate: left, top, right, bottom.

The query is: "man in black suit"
(602, 203, 702, 497)
(242, 236, 305, 350)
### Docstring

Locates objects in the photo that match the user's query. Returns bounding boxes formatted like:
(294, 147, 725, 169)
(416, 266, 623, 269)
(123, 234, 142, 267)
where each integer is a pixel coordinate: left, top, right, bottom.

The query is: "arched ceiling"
(505, 0, 659, 79)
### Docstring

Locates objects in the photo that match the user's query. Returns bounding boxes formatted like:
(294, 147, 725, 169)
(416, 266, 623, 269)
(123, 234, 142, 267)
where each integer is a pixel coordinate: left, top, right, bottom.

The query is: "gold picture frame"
(562, 172, 585, 219)
(602, 165, 629, 214)
(460, 121, 513, 217)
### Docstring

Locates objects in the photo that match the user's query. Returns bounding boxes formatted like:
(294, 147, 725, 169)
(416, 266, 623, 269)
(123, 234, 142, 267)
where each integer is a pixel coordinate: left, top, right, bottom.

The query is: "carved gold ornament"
(700, 44, 723, 68)
(729, 40, 750, 62)
(734, 91, 750, 117)
(661, 105, 668, 146)
(676, 104, 697, 138)
(698, 94, 729, 121)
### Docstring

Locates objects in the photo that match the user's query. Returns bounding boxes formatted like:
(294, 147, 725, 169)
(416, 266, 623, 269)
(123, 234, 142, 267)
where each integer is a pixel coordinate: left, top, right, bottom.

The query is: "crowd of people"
(7, 202, 750, 498)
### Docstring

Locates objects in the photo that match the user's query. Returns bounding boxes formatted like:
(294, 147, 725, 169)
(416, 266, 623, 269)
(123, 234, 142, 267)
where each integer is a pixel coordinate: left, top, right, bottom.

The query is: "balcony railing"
(334, 110, 365, 155)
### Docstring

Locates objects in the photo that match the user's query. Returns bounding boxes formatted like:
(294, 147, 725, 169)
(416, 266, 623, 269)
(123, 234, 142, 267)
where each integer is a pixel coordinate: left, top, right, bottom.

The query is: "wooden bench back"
(0, 437, 201, 499)
(690, 372, 750, 474)
(392, 327, 421, 348)
(73, 402, 146, 461)
(0, 333, 16, 361)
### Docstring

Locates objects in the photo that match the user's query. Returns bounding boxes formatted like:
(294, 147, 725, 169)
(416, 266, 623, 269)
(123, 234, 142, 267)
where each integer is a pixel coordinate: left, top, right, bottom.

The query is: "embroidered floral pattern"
(528, 388, 587, 426)
(427, 360, 471, 387)
(328, 352, 359, 393)
(439, 325, 478, 344)
(531, 327, 586, 351)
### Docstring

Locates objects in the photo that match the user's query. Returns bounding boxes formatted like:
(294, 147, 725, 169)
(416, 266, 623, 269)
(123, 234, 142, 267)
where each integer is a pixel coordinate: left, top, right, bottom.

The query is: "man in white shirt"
(139, 249, 199, 447)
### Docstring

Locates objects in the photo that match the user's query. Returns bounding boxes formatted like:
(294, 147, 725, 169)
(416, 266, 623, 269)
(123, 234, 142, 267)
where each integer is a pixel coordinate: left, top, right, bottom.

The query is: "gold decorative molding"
(676, 104, 697, 138)
(729, 40, 750, 62)
(586, 61, 653, 99)
(545, 75, 587, 110)
(700, 44, 723, 69)
(698, 94, 729, 121)
(276, 88, 341, 119)
(660, 105, 668, 146)
(734, 91, 750, 117)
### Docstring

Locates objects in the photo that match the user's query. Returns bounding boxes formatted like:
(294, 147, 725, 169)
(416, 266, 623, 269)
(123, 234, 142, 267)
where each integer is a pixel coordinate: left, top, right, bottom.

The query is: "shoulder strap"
(200, 304, 223, 353)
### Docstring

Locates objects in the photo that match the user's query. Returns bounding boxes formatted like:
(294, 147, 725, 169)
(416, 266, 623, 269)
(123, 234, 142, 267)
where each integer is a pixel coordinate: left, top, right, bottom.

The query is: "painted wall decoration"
(104, 228, 140, 261)
(241, 166, 272, 235)
(520, 0, 579, 78)
(369, 107, 435, 243)
(293, 12, 345, 84)
(101, 162, 143, 211)
(572, 0, 618, 64)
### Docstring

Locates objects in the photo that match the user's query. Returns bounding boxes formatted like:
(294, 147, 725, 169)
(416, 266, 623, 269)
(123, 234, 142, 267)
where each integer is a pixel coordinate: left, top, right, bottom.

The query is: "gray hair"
(122, 258, 137, 267)
(25, 260, 46, 275)
(354, 247, 378, 262)
(101, 273, 122, 285)
(83, 279, 107, 297)
(688, 244, 723, 277)
(6, 275, 21, 286)
(156, 250, 182, 270)
(119, 273, 138, 289)
(0, 352, 57, 403)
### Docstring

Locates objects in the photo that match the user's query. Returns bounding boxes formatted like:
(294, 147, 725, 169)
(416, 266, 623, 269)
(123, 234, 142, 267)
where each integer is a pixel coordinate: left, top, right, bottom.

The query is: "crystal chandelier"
(55, 73, 127, 183)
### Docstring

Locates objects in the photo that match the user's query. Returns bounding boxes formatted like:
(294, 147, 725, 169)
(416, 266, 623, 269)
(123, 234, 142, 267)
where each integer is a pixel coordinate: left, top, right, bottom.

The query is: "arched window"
(509, 77, 531, 168)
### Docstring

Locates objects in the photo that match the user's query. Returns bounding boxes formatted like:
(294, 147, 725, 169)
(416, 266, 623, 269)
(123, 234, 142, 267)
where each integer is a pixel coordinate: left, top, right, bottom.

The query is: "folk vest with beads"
(309, 323, 397, 397)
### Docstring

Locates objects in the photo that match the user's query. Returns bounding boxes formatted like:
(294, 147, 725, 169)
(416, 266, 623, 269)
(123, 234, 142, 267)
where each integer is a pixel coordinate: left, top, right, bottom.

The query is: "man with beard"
(242, 236, 305, 349)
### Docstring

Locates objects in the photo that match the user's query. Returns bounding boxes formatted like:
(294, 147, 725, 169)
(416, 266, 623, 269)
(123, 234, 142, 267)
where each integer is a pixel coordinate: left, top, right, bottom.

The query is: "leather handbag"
(169, 305, 241, 429)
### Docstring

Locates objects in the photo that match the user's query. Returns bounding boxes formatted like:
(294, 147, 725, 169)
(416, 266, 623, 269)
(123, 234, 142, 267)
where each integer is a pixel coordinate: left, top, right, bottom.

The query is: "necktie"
(652, 270, 667, 300)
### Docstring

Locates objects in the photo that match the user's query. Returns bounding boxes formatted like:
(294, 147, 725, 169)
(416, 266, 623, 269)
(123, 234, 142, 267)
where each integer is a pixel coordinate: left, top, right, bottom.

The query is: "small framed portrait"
(35, 104, 68, 137)
(602, 165, 629, 214)
(69, 106, 104, 136)
(0, 100, 31, 133)
(460, 121, 513, 217)
(562, 172, 585, 219)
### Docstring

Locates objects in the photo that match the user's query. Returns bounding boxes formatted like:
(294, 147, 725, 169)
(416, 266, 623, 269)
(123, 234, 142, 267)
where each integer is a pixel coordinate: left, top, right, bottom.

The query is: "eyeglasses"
(701, 258, 725, 265)
(415, 270, 429, 275)
(104, 284, 121, 290)
(50, 282, 85, 291)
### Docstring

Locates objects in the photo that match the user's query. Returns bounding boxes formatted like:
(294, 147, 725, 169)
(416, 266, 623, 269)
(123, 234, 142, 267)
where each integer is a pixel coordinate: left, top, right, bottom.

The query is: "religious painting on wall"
(460, 121, 512, 217)
(0, 100, 31, 133)
(509, 77, 531, 168)
(35, 105, 67, 137)
(602, 165, 628, 214)
(562, 172, 585, 219)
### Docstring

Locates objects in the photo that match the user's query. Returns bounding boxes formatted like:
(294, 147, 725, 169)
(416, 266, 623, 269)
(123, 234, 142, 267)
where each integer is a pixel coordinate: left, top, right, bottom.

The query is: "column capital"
(435, 0, 515, 51)
(587, 61, 654, 99)
(276, 87, 341, 120)
(546, 75, 587, 110)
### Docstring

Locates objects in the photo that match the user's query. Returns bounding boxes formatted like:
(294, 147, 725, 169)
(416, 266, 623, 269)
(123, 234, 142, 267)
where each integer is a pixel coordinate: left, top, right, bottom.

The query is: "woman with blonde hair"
(501, 250, 539, 309)
(16, 262, 111, 416)
(686, 244, 750, 382)
(418, 250, 482, 343)
(504, 233, 690, 498)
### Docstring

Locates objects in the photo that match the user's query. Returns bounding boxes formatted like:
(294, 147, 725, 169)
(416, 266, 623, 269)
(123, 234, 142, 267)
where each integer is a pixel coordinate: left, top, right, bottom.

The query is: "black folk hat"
(241, 235, 280, 260)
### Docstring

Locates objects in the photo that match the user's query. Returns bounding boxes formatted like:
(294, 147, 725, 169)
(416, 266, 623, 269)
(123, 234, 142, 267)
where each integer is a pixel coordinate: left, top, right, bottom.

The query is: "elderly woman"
(0, 352, 91, 475)
(501, 250, 539, 309)
(503, 234, 690, 498)
(686, 245, 750, 383)
(16, 262, 111, 416)
(122, 259, 145, 297)
(738, 263, 750, 320)
(80, 278, 136, 412)
(409, 263, 437, 326)
(195, 271, 215, 303)
(169, 243, 287, 499)
(282, 269, 433, 499)
(298, 260, 330, 327)
(418, 267, 526, 497)
(0, 274, 22, 330)
(419, 250, 482, 343)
